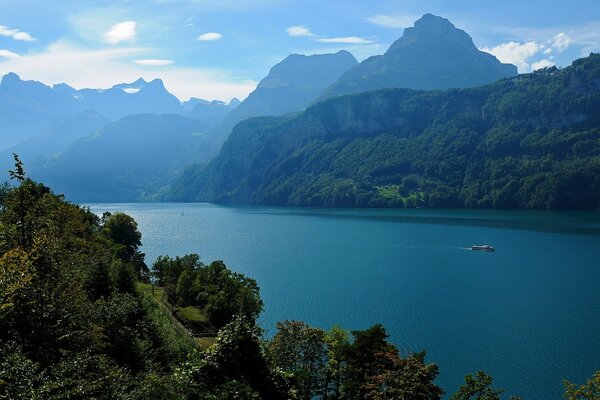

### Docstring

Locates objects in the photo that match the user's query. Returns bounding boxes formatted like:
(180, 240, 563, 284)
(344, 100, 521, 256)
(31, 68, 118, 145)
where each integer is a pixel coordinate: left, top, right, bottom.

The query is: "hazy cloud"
(480, 41, 540, 72)
(552, 32, 571, 52)
(0, 49, 19, 59)
(366, 14, 418, 29)
(103, 21, 137, 44)
(198, 32, 222, 41)
(317, 37, 373, 44)
(134, 59, 174, 66)
(0, 25, 36, 41)
(286, 25, 315, 37)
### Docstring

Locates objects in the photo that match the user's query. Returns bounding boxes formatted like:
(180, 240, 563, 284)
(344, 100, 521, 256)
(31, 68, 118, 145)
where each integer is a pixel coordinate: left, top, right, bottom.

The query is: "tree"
(563, 371, 600, 400)
(342, 324, 395, 400)
(364, 351, 443, 400)
(451, 371, 503, 400)
(324, 325, 350, 400)
(101, 212, 148, 278)
(269, 320, 327, 400)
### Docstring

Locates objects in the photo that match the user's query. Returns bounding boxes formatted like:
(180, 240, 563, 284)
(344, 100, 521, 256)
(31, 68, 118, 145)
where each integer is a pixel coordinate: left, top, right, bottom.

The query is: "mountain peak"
(322, 14, 517, 97)
(388, 13, 473, 54)
(414, 13, 456, 31)
(1, 72, 22, 86)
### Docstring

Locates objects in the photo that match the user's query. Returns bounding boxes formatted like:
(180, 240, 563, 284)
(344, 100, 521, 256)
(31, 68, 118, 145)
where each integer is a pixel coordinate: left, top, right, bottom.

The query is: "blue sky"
(1, 0, 599, 101)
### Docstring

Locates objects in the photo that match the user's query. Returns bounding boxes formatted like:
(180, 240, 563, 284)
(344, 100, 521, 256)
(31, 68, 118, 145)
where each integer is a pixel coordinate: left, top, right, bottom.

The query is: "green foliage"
(363, 351, 443, 400)
(173, 53, 600, 210)
(0, 172, 194, 399)
(152, 255, 263, 329)
(451, 371, 503, 400)
(563, 371, 600, 400)
(269, 320, 327, 400)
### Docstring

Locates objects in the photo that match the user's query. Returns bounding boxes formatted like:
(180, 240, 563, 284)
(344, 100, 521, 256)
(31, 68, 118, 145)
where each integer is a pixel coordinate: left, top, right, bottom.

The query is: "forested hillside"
(169, 54, 600, 210)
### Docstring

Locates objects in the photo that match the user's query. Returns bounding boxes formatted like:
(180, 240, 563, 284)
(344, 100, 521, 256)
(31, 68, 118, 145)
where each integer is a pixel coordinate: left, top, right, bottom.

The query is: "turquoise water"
(88, 204, 600, 399)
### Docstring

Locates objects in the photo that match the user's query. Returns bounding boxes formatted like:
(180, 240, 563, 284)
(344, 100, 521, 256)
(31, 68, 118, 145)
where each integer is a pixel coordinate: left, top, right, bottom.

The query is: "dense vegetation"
(1, 159, 598, 399)
(169, 54, 600, 210)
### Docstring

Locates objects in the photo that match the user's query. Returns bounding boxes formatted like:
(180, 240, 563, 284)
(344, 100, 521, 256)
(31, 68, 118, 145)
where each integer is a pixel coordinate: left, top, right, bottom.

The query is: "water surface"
(88, 204, 600, 399)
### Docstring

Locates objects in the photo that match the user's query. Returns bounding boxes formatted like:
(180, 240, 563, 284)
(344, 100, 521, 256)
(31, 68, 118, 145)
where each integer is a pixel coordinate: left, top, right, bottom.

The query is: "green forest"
(1, 158, 598, 399)
(169, 54, 600, 210)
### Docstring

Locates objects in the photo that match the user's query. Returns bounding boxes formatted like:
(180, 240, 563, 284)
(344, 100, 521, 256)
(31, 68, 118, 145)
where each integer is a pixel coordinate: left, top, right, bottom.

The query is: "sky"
(1, 0, 599, 102)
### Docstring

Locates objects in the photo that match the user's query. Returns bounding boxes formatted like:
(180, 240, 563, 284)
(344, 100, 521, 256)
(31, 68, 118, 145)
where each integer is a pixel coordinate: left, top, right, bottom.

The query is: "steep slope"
(34, 114, 208, 202)
(322, 14, 517, 98)
(168, 54, 600, 210)
(198, 50, 358, 160)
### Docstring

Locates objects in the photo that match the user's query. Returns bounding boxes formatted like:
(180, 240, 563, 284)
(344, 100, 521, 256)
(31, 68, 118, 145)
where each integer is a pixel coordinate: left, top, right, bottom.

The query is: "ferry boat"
(471, 244, 495, 252)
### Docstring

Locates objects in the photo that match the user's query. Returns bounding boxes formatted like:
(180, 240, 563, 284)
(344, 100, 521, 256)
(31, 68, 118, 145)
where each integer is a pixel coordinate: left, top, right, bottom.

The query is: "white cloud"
(134, 59, 174, 66)
(286, 25, 315, 37)
(0, 41, 256, 102)
(0, 25, 35, 41)
(543, 47, 553, 55)
(366, 14, 418, 29)
(197, 32, 222, 41)
(317, 37, 373, 44)
(103, 21, 137, 44)
(480, 41, 540, 72)
(0, 49, 19, 59)
(287, 24, 374, 46)
(531, 59, 555, 71)
(552, 32, 571, 52)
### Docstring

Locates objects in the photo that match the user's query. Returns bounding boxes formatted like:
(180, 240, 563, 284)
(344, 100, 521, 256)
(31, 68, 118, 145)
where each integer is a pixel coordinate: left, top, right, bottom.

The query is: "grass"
(174, 306, 209, 323)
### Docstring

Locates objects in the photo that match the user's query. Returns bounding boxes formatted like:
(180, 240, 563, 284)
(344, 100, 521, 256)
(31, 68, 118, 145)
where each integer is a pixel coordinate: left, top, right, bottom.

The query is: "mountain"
(0, 73, 80, 148)
(322, 14, 517, 98)
(34, 114, 209, 202)
(186, 98, 240, 128)
(0, 75, 187, 150)
(167, 54, 600, 210)
(198, 50, 358, 160)
(0, 110, 110, 173)
(70, 78, 184, 119)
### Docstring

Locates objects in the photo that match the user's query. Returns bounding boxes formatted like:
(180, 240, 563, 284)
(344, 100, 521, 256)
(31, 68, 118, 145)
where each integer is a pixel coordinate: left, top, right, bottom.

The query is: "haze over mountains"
(4, 13, 596, 209)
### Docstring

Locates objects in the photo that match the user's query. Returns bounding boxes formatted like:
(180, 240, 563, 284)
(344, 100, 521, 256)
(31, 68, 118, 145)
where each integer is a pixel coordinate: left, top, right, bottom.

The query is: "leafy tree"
(363, 351, 443, 400)
(563, 371, 600, 400)
(269, 320, 327, 400)
(324, 325, 350, 400)
(451, 371, 503, 400)
(342, 324, 395, 399)
(101, 212, 148, 278)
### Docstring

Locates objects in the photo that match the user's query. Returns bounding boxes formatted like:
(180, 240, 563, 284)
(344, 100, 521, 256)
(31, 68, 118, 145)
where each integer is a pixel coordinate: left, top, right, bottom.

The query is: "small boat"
(471, 244, 495, 252)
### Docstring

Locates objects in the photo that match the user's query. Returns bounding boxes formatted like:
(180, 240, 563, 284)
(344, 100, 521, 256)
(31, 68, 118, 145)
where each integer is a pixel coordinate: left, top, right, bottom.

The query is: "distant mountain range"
(167, 54, 600, 210)
(0, 74, 238, 150)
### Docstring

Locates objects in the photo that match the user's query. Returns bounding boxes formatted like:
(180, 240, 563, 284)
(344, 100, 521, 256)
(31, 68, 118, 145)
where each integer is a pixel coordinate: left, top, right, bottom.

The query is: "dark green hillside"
(169, 54, 600, 209)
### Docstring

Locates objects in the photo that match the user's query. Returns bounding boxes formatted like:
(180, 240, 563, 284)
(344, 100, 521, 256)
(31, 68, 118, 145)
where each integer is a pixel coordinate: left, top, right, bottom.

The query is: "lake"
(88, 203, 600, 399)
